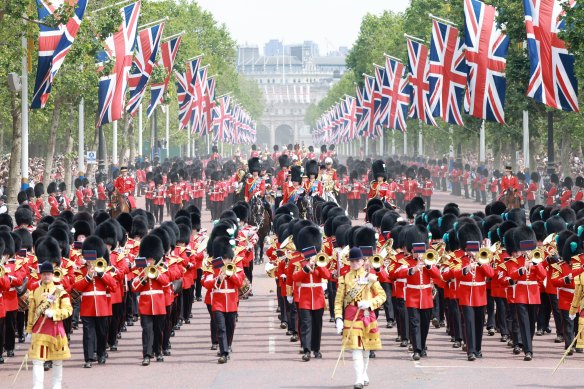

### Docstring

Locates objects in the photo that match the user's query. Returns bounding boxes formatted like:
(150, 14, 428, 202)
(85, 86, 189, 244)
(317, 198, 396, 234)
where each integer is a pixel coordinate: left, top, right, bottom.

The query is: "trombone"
(422, 249, 439, 266)
(369, 254, 383, 270)
(138, 264, 160, 284)
(53, 267, 65, 283)
(315, 252, 331, 268)
(477, 248, 493, 265)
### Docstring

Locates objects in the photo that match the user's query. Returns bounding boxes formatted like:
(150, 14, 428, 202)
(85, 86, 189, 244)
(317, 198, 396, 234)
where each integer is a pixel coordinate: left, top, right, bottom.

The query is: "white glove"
(357, 300, 371, 310)
(322, 282, 327, 291)
(335, 318, 344, 334)
(286, 296, 293, 304)
(570, 313, 577, 320)
(25, 333, 32, 343)
(44, 309, 55, 318)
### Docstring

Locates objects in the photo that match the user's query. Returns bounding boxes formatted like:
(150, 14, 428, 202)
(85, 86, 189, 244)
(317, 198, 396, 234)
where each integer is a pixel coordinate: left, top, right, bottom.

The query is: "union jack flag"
(127, 23, 165, 116)
(374, 64, 391, 131)
(203, 77, 216, 134)
(463, 0, 509, 123)
(405, 38, 437, 126)
(191, 65, 208, 135)
(523, 0, 579, 112)
(428, 19, 468, 126)
(343, 95, 357, 142)
(175, 57, 201, 130)
(384, 56, 411, 132)
(356, 75, 376, 137)
(31, 0, 88, 109)
(96, 1, 141, 127)
(212, 95, 233, 143)
(147, 36, 182, 118)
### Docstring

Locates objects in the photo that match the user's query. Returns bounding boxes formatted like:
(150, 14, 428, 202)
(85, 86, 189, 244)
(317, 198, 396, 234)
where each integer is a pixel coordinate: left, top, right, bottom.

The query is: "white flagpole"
(78, 98, 85, 173)
(523, 111, 529, 170)
(403, 131, 407, 155)
(21, 33, 29, 191)
(166, 106, 170, 159)
(479, 120, 486, 164)
(112, 121, 118, 165)
(138, 104, 143, 157)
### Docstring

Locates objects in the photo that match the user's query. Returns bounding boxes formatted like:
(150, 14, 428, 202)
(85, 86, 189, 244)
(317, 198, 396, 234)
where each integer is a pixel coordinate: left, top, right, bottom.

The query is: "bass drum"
(238, 277, 252, 299)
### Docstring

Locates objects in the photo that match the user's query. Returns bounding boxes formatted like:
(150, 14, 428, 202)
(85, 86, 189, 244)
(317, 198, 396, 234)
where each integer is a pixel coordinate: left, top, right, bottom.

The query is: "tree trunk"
(43, 99, 62, 192)
(6, 92, 22, 213)
(120, 113, 131, 166)
(560, 128, 571, 177)
(63, 103, 74, 198)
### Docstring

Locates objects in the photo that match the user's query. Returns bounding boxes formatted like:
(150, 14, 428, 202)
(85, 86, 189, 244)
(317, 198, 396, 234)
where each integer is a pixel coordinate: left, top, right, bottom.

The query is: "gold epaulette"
(398, 258, 410, 267)
(14, 259, 25, 271)
(507, 257, 518, 264)
(551, 262, 562, 272)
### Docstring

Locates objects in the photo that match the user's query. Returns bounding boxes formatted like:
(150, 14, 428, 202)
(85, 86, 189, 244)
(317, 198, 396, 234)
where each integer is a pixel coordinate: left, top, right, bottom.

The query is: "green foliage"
(559, 1, 584, 80)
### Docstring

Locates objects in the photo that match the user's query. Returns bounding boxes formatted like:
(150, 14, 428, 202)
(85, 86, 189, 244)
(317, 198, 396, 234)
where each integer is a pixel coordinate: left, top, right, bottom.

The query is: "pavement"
(2, 189, 583, 388)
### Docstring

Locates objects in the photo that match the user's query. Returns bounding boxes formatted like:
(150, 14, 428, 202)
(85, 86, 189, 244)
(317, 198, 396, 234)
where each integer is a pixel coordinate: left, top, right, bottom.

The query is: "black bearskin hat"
(290, 165, 302, 183)
(73, 220, 93, 241)
(296, 225, 322, 253)
(35, 237, 62, 264)
(248, 157, 261, 173)
(278, 154, 290, 168)
(139, 235, 165, 262)
(15, 207, 33, 226)
(34, 183, 44, 198)
(372, 160, 386, 180)
(305, 160, 319, 177)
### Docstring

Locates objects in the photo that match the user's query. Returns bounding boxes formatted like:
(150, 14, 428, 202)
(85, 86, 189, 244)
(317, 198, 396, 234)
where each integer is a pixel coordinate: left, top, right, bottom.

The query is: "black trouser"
(423, 195, 431, 210)
(527, 200, 536, 210)
(172, 291, 182, 327)
(348, 199, 360, 219)
(4, 310, 17, 352)
(108, 303, 123, 347)
(182, 286, 194, 320)
(481, 190, 487, 204)
(508, 303, 522, 347)
(277, 281, 287, 324)
(170, 203, 182, 220)
(447, 298, 462, 341)
(432, 286, 445, 322)
(96, 199, 106, 211)
(195, 269, 203, 300)
(287, 299, 298, 334)
(514, 303, 537, 354)
(195, 197, 203, 211)
(81, 316, 109, 362)
(486, 289, 495, 330)
(126, 284, 138, 321)
(537, 293, 562, 335)
(154, 204, 164, 224)
(244, 263, 253, 284)
(339, 194, 347, 210)
(72, 298, 81, 326)
(408, 307, 432, 354)
(494, 297, 509, 336)
(491, 192, 496, 202)
(464, 184, 469, 198)
(145, 198, 152, 213)
(206, 304, 218, 346)
(393, 297, 407, 340)
(214, 311, 236, 356)
(165, 198, 171, 216)
(162, 306, 172, 351)
(327, 282, 338, 319)
(560, 309, 578, 350)
(16, 310, 25, 338)
(378, 282, 394, 323)
(461, 305, 485, 356)
(0, 317, 5, 356)
(140, 314, 165, 358)
(476, 188, 482, 203)
(298, 308, 323, 353)
(441, 177, 447, 191)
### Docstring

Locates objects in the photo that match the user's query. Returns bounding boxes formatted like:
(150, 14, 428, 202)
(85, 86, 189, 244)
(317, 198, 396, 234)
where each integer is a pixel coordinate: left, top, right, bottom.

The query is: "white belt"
(460, 281, 486, 287)
(406, 284, 432, 290)
(299, 283, 321, 288)
(82, 291, 107, 297)
(141, 290, 163, 296)
(395, 278, 406, 283)
(8, 287, 16, 292)
(558, 287, 575, 294)
(212, 289, 236, 294)
(517, 281, 538, 286)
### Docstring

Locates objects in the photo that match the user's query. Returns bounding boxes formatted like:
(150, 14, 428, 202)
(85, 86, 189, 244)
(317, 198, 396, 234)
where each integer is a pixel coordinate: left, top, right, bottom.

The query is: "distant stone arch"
(275, 124, 294, 146)
(256, 124, 270, 147)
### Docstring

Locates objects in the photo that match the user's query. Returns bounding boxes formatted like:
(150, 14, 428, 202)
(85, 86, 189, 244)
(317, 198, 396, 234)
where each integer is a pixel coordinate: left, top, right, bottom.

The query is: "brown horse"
(108, 188, 131, 218)
(502, 188, 522, 209)
(249, 195, 272, 265)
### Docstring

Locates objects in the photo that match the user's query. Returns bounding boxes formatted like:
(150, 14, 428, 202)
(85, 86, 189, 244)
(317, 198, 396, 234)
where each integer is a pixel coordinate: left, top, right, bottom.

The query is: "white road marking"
(415, 365, 584, 370)
(269, 336, 276, 354)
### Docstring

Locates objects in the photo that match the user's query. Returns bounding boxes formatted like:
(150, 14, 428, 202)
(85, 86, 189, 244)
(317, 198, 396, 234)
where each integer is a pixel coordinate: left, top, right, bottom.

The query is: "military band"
(4, 144, 584, 389)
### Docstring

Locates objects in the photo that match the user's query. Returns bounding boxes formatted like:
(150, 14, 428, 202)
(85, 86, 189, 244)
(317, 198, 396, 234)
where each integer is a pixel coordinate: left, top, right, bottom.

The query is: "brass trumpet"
(529, 248, 545, 265)
(265, 262, 277, 278)
(369, 254, 383, 270)
(477, 248, 493, 265)
(146, 264, 159, 279)
(224, 263, 236, 277)
(316, 253, 331, 268)
(0, 265, 5, 278)
(422, 249, 439, 266)
(53, 267, 64, 283)
(94, 258, 108, 273)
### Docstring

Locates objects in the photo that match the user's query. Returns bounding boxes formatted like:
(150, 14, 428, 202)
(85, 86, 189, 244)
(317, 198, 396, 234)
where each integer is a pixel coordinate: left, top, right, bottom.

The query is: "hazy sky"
(195, 0, 409, 54)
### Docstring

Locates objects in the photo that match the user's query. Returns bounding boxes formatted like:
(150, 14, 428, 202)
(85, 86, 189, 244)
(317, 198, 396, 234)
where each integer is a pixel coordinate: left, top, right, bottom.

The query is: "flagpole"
(138, 16, 168, 30)
(418, 124, 423, 156)
(403, 33, 427, 44)
(162, 31, 185, 42)
(78, 98, 85, 173)
(383, 53, 403, 63)
(428, 13, 458, 27)
(207, 134, 210, 155)
(138, 104, 143, 158)
(166, 106, 170, 159)
(379, 128, 384, 156)
(479, 120, 486, 164)
(20, 32, 29, 191)
(523, 112, 529, 170)
(185, 54, 204, 62)
(403, 131, 407, 155)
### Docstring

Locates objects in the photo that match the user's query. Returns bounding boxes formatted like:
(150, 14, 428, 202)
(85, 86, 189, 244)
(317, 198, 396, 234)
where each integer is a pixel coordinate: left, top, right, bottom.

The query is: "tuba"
(477, 248, 493, 265)
(422, 249, 439, 266)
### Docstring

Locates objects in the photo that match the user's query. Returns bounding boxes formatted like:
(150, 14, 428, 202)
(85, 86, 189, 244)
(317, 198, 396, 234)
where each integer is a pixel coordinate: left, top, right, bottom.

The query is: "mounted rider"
(113, 166, 136, 209)
(321, 157, 340, 201)
(282, 165, 303, 205)
(368, 160, 391, 205)
(245, 157, 272, 220)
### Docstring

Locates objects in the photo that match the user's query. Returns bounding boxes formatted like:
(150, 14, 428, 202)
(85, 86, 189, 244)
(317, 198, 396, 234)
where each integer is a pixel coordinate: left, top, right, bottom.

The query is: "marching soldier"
(303, 160, 323, 197)
(560, 177, 573, 208)
(574, 176, 584, 202)
(348, 171, 363, 220)
(526, 172, 540, 209)
(153, 175, 166, 224)
(33, 183, 44, 222)
(334, 246, 386, 389)
(168, 173, 184, 220)
(47, 182, 60, 217)
(403, 167, 419, 204)
(545, 174, 559, 206)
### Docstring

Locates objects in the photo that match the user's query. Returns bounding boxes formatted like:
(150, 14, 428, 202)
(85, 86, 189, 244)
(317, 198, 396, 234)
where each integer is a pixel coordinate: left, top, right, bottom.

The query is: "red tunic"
(292, 262, 330, 310)
(395, 254, 440, 309)
(453, 255, 494, 306)
(203, 266, 245, 312)
(132, 270, 169, 315)
(72, 269, 117, 317)
(244, 177, 266, 202)
(506, 255, 545, 305)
